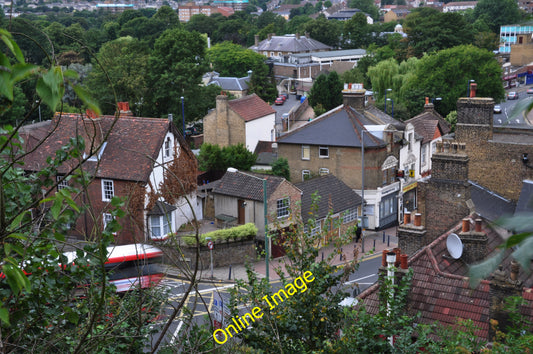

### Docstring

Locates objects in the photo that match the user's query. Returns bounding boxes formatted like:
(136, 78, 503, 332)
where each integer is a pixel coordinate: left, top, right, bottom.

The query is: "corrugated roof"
(228, 94, 276, 122)
(295, 174, 362, 222)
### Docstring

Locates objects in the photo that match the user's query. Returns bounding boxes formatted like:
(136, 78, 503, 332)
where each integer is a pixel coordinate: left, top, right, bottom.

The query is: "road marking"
(169, 320, 183, 345)
(344, 273, 376, 285)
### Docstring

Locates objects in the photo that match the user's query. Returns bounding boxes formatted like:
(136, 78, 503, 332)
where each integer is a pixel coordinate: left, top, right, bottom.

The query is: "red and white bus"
(64, 243, 164, 293)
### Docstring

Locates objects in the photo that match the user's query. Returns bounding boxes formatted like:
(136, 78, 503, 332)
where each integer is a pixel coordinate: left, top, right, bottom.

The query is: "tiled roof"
(213, 170, 288, 201)
(250, 34, 331, 53)
(228, 94, 276, 122)
(277, 105, 388, 147)
(405, 105, 451, 140)
(295, 174, 362, 222)
(21, 112, 175, 182)
(358, 216, 533, 341)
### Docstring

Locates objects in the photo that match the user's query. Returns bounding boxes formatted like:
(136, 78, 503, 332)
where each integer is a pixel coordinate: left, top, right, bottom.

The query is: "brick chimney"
(489, 261, 523, 341)
(117, 102, 132, 117)
(417, 140, 472, 243)
(377, 248, 411, 314)
(296, 33, 300, 39)
(214, 95, 230, 147)
(458, 217, 488, 263)
(398, 211, 427, 256)
(455, 97, 493, 143)
(342, 83, 365, 111)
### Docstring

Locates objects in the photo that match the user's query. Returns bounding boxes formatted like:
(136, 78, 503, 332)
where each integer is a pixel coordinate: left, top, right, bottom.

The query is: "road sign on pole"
(207, 240, 214, 250)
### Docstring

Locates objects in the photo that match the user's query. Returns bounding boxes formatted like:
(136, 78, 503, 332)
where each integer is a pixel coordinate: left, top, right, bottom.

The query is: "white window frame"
(319, 146, 329, 158)
(302, 145, 310, 160)
(103, 213, 114, 233)
(421, 145, 427, 166)
(319, 168, 329, 176)
(150, 214, 172, 240)
(302, 170, 311, 181)
(343, 208, 357, 224)
(57, 176, 69, 191)
(276, 197, 290, 218)
(102, 179, 114, 201)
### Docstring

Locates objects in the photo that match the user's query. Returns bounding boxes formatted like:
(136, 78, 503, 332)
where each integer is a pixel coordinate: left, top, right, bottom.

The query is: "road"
(494, 88, 533, 127)
(148, 253, 382, 349)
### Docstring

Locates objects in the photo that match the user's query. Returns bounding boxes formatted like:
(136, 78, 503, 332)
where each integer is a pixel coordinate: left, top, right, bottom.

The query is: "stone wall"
(164, 238, 256, 270)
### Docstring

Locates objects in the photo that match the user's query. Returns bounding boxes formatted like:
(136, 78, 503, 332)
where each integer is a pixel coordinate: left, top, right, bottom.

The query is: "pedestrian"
(355, 224, 362, 243)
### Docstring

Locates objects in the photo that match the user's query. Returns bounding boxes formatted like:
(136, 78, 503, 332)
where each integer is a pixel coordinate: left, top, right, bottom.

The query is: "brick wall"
(455, 97, 533, 202)
(203, 95, 246, 148)
(267, 180, 301, 229)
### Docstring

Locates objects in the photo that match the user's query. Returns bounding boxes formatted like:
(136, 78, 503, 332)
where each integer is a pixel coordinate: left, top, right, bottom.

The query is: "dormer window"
(87, 142, 107, 162)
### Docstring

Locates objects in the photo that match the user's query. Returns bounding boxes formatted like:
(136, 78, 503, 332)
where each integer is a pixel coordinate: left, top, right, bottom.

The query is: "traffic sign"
(207, 240, 214, 250)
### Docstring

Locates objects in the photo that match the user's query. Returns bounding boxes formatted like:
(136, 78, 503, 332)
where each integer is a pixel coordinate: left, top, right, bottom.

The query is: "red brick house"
(20, 106, 198, 244)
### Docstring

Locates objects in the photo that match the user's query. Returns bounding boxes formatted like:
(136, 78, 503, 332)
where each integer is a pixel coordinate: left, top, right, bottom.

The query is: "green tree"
(342, 12, 372, 48)
(185, 14, 220, 38)
(144, 28, 209, 119)
(198, 143, 257, 172)
(347, 0, 379, 20)
(86, 36, 150, 115)
(309, 72, 343, 114)
(207, 41, 266, 77)
(301, 15, 341, 48)
(407, 45, 505, 116)
(271, 157, 290, 180)
(403, 7, 475, 58)
(473, 0, 523, 33)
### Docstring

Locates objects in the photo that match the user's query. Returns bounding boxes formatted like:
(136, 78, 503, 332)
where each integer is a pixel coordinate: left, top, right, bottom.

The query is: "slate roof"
(208, 76, 249, 92)
(295, 174, 362, 222)
(213, 171, 291, 202)
(515, 179, 533, 215)
(327, 8, 365, 20)
(249, 34, 331, 53)
(470, 181, 516, 222)
(228, 94, 276, 122)
(20, 112, 179, 182)
(254, 141, 276, 166)
(358, 216, 533, 341)
(277, 105, 391, 148)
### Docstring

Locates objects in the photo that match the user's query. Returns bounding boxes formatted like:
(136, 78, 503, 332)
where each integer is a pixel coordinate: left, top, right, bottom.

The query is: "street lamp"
(384, 88, 392, 113)
(467, 80, 475, 97)
(227, 168, 270, 284)
(386, 98, 394, 118)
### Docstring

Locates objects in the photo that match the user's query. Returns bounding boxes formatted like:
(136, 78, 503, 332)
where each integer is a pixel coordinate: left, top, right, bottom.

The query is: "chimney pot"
(394, 247, 401, 267)
(470, 83, 477, 98)
(511, 260, 520, 281)
(414, 213, 422, 227)
(475, 218, 482, 232)
(462, 218, 470, 233)
(400, 254, 408, 269)
(404, 211, 411, 225)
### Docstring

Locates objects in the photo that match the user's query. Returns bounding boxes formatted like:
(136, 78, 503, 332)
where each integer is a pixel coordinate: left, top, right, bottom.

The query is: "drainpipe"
(386, 251, 396, 347)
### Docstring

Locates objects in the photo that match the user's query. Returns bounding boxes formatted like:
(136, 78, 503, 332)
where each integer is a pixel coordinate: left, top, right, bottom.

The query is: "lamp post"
(227, 168, 269, 283)
(384, 88, 392, 113)
(386, 98, 394, 118)
(467, 79, 475, 97)
(36, 100, 41, 122)
(181, 96, 185, 134)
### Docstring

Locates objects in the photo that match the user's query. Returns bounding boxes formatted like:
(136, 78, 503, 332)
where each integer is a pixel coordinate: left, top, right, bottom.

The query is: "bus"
(64, 243, 165, 293)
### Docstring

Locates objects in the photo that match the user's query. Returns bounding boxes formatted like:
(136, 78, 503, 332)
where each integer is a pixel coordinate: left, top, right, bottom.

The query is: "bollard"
(383, 231, 385, 243)
(322, 252, 324, 262)
(387, 235, 390, 247)
(373, 239, 376, 249)
(340, 248, 343, 261)
(362, 237, 365, 253)
(228, 265, 232, 280)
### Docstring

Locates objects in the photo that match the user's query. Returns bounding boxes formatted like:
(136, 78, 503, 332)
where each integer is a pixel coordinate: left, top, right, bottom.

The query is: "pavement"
(165, 225, 398, 283)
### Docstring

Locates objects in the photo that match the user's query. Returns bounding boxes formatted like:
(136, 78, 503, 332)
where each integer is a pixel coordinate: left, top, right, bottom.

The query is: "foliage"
(402, 7, 475, 58)
(472, 0, 523, 33)
(271, 157, 290, 181)
(207, 41, 266, 77)
(301, 16, 341, 48)
(347, 0, 379, 20)
(445, 110, 457, 132)
(182, 223, 257, 246)
(247, 63, 278, 104)
(198, 143, 257, 173)
(228, 194, 357, 352)
(342, 12, 372, 49)
(308, 72, 343, 113)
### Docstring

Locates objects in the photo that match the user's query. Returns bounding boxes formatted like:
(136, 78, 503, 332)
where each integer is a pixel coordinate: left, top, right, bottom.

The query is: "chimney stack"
(398, 212, 427, 256)
(459, 216, 488, 264)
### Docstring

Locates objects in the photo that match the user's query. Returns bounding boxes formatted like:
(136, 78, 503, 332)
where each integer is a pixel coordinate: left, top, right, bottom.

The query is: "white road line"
(343, 274, 376, 285)
(169, 320, 184, 345)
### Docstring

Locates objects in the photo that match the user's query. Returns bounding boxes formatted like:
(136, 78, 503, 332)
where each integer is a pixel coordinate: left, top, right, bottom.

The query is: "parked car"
(527, 88, 533, 94)
(493, 105, 502, 114)
(507, 91, 519, 100)
(274, 97, 284, 105)
(281, 93, 289, 100)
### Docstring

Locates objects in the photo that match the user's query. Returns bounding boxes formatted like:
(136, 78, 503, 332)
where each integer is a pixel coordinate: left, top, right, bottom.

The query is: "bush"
(181, 223, 258, 246)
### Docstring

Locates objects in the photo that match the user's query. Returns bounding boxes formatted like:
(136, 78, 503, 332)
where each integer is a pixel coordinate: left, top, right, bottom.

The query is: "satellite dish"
(446, 233, 463, 259)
